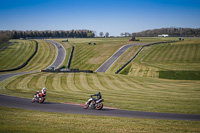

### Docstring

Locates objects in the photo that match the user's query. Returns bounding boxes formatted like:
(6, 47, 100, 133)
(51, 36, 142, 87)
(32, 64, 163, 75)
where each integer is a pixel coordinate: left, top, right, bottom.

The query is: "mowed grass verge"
(0, 40, 35, 70)
(0, 39, 57, 73)
(1, 106, 200, 133)
(116, 38, 200, 78)
(0, 72, 199, 115)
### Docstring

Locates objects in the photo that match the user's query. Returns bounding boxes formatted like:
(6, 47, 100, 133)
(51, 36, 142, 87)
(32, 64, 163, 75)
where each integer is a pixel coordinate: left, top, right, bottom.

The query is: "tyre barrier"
(115, 41, 177, 74)
(41, 68, 93, 73)
(0, 40, 38, 72)
(67, 46, 74, 69)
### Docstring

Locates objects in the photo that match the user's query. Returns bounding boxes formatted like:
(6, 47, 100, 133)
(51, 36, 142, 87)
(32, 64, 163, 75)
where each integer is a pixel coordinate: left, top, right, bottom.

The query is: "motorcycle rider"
(36, 87, 46, 98)
(90, 92, 102, 105)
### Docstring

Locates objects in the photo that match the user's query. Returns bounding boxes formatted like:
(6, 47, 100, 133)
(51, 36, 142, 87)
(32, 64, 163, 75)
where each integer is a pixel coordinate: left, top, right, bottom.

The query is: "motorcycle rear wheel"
(32, 98, 35, 103)
(39, 97, 44, 103)
(96, 103, 103, 110)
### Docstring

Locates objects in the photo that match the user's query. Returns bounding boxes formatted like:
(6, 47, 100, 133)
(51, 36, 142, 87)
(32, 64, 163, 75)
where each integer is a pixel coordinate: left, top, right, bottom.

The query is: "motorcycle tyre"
(39, 97, 44, 103)
(83, 103, 89, 109)
(32, 98, 35, 103)
(96, 103, 103, 110)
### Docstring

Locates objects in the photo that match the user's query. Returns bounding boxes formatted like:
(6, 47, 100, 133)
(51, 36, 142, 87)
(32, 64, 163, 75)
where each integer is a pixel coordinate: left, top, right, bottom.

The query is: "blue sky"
(0, 0, 200, 36)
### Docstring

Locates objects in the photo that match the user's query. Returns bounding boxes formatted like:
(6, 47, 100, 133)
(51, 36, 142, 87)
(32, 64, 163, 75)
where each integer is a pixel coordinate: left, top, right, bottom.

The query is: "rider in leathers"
(36, 87, 46, 98)
(90, 92, 102, 104)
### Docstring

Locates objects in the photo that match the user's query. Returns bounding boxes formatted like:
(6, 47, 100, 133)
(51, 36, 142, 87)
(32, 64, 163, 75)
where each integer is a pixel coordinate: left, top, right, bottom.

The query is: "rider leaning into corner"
(36, 87, 46, 98)
(91, 92, 102, 104)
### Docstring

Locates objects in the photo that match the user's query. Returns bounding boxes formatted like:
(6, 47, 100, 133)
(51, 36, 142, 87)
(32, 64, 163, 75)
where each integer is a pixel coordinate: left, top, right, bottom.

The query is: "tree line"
(131, 27, 200, 37)
(0, 30, 95, 44)
(0, 31, 12, 44)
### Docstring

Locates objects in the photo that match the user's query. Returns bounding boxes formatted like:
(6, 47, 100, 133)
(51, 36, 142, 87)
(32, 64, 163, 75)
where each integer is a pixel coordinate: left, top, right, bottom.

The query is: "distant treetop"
(132, 27, 200, 37)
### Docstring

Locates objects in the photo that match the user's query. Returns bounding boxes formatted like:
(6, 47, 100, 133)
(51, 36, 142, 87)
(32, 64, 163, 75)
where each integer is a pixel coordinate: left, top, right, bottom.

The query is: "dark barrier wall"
(67, 46, 74, 69)
(41, 69, 93, 73)
(115, 41, 177, 74)
(0, 40, 38, 72)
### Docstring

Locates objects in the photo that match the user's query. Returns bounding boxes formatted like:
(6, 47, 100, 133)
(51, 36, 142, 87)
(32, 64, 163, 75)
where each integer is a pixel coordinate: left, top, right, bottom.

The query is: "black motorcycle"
(83, 96, 104, 110)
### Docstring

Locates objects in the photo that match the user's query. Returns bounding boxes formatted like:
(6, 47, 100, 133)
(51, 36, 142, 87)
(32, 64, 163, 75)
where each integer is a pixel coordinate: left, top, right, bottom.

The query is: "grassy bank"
(0, 39, 57, 74)
(118, 38, 200, 78)
(0, 40, 35, 70)
(159, 71, 200, 80)
(0, 72, 199, 115)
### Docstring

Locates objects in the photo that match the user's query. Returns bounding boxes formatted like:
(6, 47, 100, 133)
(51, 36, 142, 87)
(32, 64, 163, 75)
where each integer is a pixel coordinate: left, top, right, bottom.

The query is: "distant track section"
(45, 40, 66, 70)
(95, 43, 147, 72)
(115, 41, 178, 74)
(0, 42, 14, 51)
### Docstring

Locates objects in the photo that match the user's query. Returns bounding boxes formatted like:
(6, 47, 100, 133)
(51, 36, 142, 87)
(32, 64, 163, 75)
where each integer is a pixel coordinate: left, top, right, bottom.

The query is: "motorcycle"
(83, 96, 104, 110)
(32, 91, 45, 103)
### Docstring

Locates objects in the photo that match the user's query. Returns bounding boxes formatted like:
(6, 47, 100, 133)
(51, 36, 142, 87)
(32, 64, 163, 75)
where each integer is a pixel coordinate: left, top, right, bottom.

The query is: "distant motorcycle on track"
(83, 95, 104, 110)
(32, 91, 45, 103)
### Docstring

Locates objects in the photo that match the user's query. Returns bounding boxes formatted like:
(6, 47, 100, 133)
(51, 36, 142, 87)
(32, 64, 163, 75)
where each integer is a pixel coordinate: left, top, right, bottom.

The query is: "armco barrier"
(115, 41, 177, 74)
(0, 40, 38, 72)
(67, 46, 74, 69)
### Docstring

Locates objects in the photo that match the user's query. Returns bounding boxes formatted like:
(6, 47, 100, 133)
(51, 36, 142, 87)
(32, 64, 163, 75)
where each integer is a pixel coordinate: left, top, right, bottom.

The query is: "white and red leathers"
(37, 88, 46, 97)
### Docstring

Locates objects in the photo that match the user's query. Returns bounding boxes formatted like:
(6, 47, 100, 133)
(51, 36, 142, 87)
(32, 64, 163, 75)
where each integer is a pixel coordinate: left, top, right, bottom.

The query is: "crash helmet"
(43, 87, 46, 90)
(97, 92, 101, 95)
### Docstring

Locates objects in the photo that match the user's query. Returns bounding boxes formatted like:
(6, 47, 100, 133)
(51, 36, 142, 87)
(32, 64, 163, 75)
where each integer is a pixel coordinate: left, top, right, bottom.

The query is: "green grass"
(118, 38, 200, 78)
(0, 42, 10, 49)
(0, 40, 35, 70)
(1, 37, 200, 132)
(159, 71, 200, 80)
(1, 106, 200, 133)
(0, 72, 200, 115)
(0, 39, 57, 73)
(141, 43, 200, 70)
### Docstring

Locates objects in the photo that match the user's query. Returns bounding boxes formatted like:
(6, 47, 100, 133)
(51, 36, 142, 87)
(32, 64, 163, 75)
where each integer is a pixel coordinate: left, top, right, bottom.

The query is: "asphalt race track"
(45, 40, 66, 69)
(0, 94, 200, 121)
(0, 71, 35, 82)
(95, 43, 147, 72)
(1, 42, 200, 121)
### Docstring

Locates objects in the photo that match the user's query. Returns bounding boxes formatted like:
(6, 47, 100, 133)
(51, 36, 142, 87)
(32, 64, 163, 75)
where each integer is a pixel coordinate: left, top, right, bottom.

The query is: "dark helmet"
(97, 92, 101, 95)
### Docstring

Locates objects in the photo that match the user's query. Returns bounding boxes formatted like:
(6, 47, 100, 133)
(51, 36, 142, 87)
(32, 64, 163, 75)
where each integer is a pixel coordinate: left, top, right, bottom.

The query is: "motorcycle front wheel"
(96, 103, 103, 110)
(83, 102, 89, 109)
(32, 98, 35, 103)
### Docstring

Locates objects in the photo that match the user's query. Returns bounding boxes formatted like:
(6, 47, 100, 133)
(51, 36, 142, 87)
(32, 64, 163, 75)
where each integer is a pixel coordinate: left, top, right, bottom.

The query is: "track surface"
(0, 71, 35, 82)
(0, 42, 14, 51)
(45, 40, 66, 69)
(1, 41, 200, 121)
(95, 43, 147, 72)
(1, 94, 200, 121)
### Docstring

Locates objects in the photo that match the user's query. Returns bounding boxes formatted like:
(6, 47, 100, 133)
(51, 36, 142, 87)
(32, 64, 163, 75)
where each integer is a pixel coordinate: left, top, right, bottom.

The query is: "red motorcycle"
(32, 91, 45, 103)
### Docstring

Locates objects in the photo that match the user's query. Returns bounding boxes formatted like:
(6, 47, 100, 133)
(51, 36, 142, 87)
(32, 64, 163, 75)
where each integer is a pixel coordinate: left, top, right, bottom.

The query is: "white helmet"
(43, 87, 46, 90)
